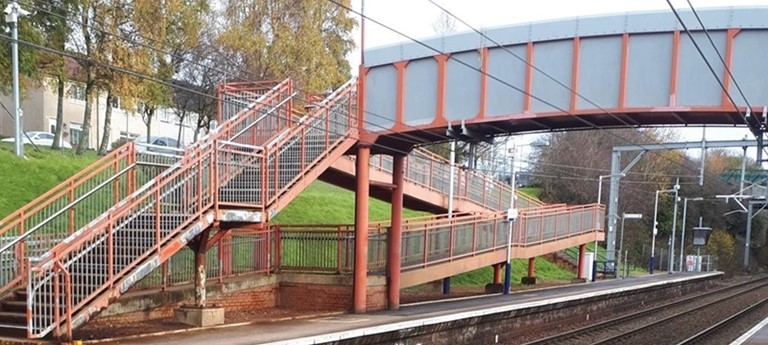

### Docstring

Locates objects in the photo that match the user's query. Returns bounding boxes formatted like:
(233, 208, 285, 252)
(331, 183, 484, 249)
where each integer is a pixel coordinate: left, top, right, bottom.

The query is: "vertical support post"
(669, 178, 679, 273)
(679, 199, 688, 272)
(193, 228, 211, 307)
(388, 155, 404, 310)
(442, 277, 451, 295)
(745, 202, 753, 271)
(354, 145, 371, 313)
(493, 264, 502, 284)
(527, 257, 535, 278)
(606, 151, 621, 262)
(578, 244, 586, 279)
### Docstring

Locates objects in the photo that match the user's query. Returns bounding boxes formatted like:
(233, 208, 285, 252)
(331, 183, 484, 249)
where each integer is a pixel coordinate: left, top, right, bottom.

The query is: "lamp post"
(620, 213, 642, 278)
(504, 141, 517, 295)
(5, 0, 29, 157)
(679, 197, 703, 272)
(595, 173, 624, 282)
(651, 184, 680, 274)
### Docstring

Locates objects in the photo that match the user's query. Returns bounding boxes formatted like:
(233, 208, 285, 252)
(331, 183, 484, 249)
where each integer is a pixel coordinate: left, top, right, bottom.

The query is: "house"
(0, 59, 200, 149)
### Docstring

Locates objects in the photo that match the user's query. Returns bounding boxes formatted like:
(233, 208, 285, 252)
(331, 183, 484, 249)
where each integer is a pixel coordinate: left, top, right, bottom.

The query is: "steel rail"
(676, 295, 768, 344)
(523, 276, 768, 345)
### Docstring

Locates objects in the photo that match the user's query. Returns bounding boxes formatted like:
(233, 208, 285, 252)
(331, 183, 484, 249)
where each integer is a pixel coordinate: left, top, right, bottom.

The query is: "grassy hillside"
(0, 144, 99, 218)
(272, 181, 428, 224)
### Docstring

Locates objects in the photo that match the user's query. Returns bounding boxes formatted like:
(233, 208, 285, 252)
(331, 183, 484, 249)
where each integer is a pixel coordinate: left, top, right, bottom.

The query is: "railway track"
(522, 276, 768, 345)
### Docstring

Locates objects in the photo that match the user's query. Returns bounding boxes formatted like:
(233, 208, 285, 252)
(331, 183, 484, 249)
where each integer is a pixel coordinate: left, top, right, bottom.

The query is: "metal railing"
(23, 80, 296, 338)
(22, 78, 360, 338)
(216, 78, 358, 215)
(359, 148, 542, 211)
(124, 205, 604, 289)
(0, 143, 137, 299)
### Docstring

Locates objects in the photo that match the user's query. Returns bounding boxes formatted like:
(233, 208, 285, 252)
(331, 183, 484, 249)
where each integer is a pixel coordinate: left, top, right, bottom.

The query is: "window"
(49, 118, 56, 133)
(159, 108, 170, 123)
(69, 84, 86, 101)
(119, 131, 139, 139)
(153, 138, 168, 146)
(70, 123, 83, 147)
(110, 96, 120, 109)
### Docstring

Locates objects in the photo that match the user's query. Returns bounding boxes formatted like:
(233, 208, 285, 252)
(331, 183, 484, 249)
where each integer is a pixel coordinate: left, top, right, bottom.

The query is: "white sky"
(345, 0, 767, 160)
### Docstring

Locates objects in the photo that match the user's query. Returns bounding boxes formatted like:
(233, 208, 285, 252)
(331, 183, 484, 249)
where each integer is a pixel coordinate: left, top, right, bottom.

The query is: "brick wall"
(97, 275, 280, 323)
(208, 284, 278, 310)
(280, 283, 352, 311)
(97, 274, 388, 322)
(279, 274, 389, 312)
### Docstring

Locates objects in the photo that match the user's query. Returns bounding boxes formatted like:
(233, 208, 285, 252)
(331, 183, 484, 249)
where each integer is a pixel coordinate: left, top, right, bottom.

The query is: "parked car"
(134, 136, 184, 155)
(0, 131, 73, 149)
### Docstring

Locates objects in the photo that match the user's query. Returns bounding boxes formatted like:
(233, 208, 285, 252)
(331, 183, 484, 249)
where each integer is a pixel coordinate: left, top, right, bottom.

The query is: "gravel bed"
(507, 275, 762, 345)
(628, 284, 768, 345)
(700, 298, 768, 345)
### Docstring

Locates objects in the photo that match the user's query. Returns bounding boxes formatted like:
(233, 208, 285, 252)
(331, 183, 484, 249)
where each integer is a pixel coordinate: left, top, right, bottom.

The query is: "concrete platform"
(731, 315, 768, 345)
(90, 272, 721, 345)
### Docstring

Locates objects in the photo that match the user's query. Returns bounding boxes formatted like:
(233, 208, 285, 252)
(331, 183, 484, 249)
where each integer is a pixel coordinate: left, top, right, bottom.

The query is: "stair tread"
(0, 323, 26, 329)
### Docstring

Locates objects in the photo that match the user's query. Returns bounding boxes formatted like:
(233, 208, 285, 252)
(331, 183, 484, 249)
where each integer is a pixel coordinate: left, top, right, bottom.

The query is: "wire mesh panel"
(262, 79, 357, 209)
(219, 81, 280, 123)
(278, 226, 355, 272)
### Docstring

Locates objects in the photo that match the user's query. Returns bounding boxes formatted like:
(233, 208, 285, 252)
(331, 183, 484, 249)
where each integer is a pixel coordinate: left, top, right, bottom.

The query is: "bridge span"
(360, 6, 768, 151)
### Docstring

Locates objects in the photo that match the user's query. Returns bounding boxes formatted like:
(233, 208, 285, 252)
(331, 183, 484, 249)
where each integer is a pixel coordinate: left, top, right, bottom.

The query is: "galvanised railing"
(218, 80, 282, 123)
(0, 81, 295, 304)
(0, 144, 137, 299)
(124, 205, 603, 288)
(361, 148, 542, 211)
(24, 78, 358, 339)
(398, 204, 604, 270)
(216, 78, 358, 216)
(129, 229, 275, 290)
(23, 80, 290, 338)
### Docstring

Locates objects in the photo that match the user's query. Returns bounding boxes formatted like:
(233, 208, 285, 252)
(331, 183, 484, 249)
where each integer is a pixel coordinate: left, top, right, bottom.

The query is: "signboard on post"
(692, 227, 712, 246)
(624, 213, 642, 219)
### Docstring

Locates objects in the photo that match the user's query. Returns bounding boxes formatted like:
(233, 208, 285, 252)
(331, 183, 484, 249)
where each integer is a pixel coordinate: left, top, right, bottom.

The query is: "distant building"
(0, 59, 198, 149)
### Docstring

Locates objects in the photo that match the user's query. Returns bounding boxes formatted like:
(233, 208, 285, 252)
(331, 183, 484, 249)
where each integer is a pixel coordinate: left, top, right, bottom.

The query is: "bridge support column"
(522, 257, 536, 285)
(354, 145, 371, 313)
(388, 155, 404, 310)
(527, 257, 535, 277)
(190, 228, 211, 307)
(493, 264, 502, 284)
(442, 277, 451, 294)
(578, 244, 586, 279)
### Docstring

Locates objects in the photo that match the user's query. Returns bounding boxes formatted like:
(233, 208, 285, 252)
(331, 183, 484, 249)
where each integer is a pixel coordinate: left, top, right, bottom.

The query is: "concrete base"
(484, 283, 504, 293)
(521, 277, 537, 285)
(173, 307, 225, 327)
(571, 278, 587, 284)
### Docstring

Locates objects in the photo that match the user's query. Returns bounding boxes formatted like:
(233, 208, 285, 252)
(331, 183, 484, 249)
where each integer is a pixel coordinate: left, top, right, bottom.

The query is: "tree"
(704, 229, 736, 274)
(130, 0, 208, 142)
(31, 0, 77, 150)
(217, 0, 355, 93)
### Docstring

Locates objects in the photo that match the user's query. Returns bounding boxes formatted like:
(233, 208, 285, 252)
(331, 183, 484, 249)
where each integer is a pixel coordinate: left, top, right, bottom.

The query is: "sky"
(343, 0, 768, 162)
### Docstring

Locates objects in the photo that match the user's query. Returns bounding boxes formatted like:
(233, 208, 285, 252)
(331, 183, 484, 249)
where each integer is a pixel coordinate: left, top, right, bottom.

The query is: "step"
(0, 312, 25, 324)
(1, 301, 26, 313)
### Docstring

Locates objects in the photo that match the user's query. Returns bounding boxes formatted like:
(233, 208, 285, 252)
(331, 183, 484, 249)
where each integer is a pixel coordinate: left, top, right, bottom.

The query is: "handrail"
(0, 165, 134, 255)
(0, 143, 136, 298)
(23, 77, 355, 338)
(0, 143, 134, 235)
